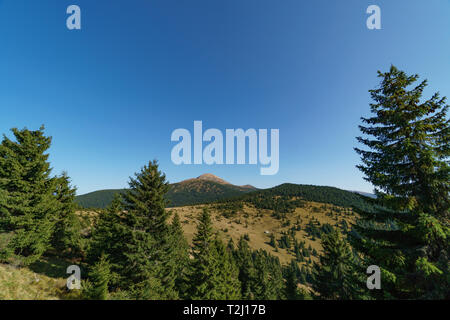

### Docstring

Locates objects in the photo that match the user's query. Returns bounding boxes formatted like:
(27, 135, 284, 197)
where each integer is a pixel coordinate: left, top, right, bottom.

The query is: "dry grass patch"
(0, 263, 66, 300)
(170, 200, 357, 265)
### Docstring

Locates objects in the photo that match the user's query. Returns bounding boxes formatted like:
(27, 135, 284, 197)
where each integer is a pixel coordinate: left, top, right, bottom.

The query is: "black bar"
(0, 300, 445, 319)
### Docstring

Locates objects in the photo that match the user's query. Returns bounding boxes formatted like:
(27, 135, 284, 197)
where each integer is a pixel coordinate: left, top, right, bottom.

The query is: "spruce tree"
(284, 260, 313, 300)
(51, 172, 82, 256)
(285, 260, 301, 300)
(252, 249, 285, 300)
(120, 160, 176, 299)
(87, 193, 128, 289)
(189, 208, 241, 299)
(84, 254, 111, 300)
(170, 212, 190, 298)
(353, 66, 450, 299)
(299, 266, 308, 285)
(269, 233, 276, 248)
(213, 237, 241, 299)
(189, 208, 214, 299)
(0, 127, 59, 265)
(312, 229, 361, 300)
(233, 236, 257, 299)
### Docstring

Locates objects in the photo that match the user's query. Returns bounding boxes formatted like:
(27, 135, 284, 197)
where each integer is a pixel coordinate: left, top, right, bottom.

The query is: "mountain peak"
(240, 184, 257, 189)
(196, 173, 230, 185)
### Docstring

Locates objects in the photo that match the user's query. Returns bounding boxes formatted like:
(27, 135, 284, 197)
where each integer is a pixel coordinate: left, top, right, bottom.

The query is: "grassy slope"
(170, 200, 356, 265)
(0, 256, 83, 300)
(0, 263, 64, 300)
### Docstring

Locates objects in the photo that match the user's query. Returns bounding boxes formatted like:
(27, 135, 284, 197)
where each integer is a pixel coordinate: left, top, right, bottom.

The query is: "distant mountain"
(192, 173, 231, 185)
(75, 189, 127, 209)
(216, 183, 374, 211)
(351, 191, 376, 199)
(75, 174, 257, 209)
(75, 174, 372, 210)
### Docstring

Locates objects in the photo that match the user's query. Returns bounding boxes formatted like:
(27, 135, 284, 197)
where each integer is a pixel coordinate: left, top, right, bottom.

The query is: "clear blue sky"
(0, 0, 449, 195)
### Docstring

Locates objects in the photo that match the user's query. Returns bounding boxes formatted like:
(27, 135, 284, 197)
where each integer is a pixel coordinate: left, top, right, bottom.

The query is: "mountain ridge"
(75, 174, 257, 208)
(179, 173, 257, 190)
(75, 174, 373, 210)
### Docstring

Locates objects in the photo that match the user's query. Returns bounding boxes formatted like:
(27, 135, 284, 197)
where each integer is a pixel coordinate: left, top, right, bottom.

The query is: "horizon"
(1, 1, 449, 195)
(76, 171, 374, 197)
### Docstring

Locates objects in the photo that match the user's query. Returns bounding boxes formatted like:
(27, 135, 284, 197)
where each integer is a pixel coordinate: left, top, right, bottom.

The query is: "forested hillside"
(75, 175, 256, 209)
(75, 189, 127, 209)
(219, 183, 374, 213)
(76, 181, 372, 211)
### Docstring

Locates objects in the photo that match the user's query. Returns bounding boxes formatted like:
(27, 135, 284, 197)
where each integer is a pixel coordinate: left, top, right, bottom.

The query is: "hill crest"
(178, 173, 256, 190)
(75, 174, 257, 208)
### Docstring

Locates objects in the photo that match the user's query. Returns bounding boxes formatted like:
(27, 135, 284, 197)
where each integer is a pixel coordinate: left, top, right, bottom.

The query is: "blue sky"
(0, 0, 449, 195)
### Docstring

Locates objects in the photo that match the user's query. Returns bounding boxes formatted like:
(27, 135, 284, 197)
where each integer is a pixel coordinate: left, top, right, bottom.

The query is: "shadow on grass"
(29, 256, 72, 279)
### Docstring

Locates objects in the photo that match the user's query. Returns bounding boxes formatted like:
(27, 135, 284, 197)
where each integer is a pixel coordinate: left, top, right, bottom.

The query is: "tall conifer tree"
(0, 127, 59, 265)
(51, 172, 82, 255)
(353, 66, 450, 299)
(120, 160, 177, 299)
(312, 229, 361, 299)
(213, 237, 241, 299)
(232, 236, 285, 300)
(233, 236, 257, 299)
(251, 249, 285, 300)
(84, 254, 111, 300)
(285, 260, 301, 300)
(170, 212, 190, 298)
(87, 194, 128, 290)
(189, 208, 241, 299)
(189, 208, 218, 299)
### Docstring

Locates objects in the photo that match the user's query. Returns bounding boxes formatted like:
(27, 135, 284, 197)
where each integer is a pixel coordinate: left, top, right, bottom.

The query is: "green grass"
(0, 258, 85, 300)
(0, 252, 84, 300)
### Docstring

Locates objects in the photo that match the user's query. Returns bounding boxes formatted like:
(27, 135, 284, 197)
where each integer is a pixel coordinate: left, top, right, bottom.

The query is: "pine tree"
(299, 266, 308, 285)
(285, 260, 301, 300)
(51, 172, 82, 256)
(269, 233, 276, 248)
(312, 229, 361, 300)
(84, 254, 111, 300)
(231, 235, 286, 300)
(120, 160, 176, 299)
(233, 236, 257, 299)
(213, 237, 241, 299)
(284, 260, 313, 300)
(0, 127, 59, 265)
(189, 208, 215, 299)
(353, 66, 450, 299)
(87, 193, 128, 289)
(295, 248, 304, 262)
(251, 249, 285, 300)
(189, 208, 241, 299)
(170, 212, 190, 298)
